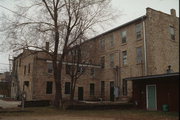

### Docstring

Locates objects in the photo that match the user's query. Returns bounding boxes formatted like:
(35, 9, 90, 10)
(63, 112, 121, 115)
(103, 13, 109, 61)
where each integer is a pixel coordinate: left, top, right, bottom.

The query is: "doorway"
(78, 87, 84, 101)
(146, 85, 157, 110)
(110, 81, 114, 101)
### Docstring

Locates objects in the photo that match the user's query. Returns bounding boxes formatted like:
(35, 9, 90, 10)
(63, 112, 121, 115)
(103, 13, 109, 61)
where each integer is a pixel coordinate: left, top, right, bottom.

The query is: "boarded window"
(109, 53, 114, 68)
(169, 26, 175, 40)
(135, 23, 142, 39)
(65, 82, 71, 94)
(47, 63, 53, 73)
(46, 81, 53, 94)
(121, 31, 127, 43)
(136, 47, 143, 64)
(90, 83, 95, 96)
(122, 51, 127, 65)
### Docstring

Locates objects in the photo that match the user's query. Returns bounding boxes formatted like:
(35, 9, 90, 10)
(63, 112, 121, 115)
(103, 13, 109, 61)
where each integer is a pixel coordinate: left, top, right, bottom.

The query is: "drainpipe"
(142, 17, 147, 76)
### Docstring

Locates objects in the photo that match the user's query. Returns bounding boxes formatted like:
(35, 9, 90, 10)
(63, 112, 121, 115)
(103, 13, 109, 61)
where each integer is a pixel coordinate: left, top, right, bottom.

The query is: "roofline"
(124, 72, 179, 81)
(89, 15, 147, 40)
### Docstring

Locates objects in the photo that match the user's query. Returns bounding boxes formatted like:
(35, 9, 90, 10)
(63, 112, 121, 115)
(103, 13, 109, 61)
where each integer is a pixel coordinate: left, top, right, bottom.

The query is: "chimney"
(45, 42, 49, 51)
(170, 9, 176, 17)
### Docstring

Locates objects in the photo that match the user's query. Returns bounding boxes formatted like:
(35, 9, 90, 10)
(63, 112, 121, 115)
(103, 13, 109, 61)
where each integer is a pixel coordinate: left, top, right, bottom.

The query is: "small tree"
(0, 0, 118, 108)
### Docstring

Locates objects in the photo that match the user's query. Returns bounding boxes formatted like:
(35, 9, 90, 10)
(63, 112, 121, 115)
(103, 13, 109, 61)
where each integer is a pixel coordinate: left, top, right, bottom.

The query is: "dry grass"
(0, 107, 179, 120)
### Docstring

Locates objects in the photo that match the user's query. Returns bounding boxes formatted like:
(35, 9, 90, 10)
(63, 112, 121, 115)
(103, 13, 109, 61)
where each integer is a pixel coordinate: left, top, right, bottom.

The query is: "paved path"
(0, 100, 21, 108)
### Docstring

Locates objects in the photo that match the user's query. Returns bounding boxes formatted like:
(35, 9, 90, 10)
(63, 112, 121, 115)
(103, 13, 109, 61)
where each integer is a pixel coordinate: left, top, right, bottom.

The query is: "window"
(90, 68, 95, 77)
(28, 63, 31, 73)
(77, 66, 85, 73)
(24, 81, 29, 87)
(90, 83, 95, 96)
(122, 51, 127, 65)
(169, 26, 175, 40)
(109, 53, 114, 68)
(109, 34, 114, 47)
(121, 31, 127, 43)
(135, 23, 142, 39)
(100, 56, 105, 68)
(66, 65, 71, 74)
(101, 81, 105, 97)
(19, 58, 21, 67)
(46, 81, 53, 94)
(136, 47, 143, 64)
(47, 63, 53, 73)
(65, 82, 71, 94)
(24, 65, 26, 75)
(99, 38, 105, 49)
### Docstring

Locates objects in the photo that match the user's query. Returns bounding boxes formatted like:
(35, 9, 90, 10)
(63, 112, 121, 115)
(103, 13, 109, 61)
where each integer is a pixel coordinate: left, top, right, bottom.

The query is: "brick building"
(11, 8, 179, 103)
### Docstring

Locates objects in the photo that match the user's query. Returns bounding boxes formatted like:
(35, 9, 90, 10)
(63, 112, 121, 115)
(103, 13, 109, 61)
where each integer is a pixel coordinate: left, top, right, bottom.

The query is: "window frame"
(136, 47, 143, 64)
(135, 23, 143, 40)
(121, 31, 127, 44)
(169, 26, 175, 40)
(122, 51, 127, 66)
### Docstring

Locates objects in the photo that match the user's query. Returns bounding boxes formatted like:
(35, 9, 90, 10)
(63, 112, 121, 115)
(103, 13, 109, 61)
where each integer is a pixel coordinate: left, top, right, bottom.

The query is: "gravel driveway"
(0, 100, 21, 109)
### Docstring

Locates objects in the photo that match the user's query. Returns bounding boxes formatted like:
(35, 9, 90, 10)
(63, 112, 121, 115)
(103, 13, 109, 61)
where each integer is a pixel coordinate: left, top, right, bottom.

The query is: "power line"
(0, 4, 34, 21)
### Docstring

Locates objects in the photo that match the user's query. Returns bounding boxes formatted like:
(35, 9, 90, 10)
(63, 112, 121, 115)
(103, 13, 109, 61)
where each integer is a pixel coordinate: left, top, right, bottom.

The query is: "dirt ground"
(0, 114, 179, 120)
(0, 107, 179, 120)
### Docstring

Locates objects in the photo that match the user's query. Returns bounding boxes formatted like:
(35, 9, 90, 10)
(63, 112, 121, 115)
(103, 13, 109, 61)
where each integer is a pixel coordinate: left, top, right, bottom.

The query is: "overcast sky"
(0, 0, 179, 73)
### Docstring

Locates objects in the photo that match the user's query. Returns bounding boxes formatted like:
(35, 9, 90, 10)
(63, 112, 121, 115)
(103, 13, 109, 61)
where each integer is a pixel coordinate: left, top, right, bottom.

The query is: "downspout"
(142, 17, 147, 76)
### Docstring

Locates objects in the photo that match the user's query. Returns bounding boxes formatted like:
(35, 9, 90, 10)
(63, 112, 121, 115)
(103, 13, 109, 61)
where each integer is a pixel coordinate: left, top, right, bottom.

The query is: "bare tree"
(0, 0, 118, 108)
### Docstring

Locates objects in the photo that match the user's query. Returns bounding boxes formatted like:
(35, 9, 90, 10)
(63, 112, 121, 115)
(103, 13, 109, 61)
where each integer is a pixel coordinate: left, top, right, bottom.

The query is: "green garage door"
(146, 85, 157, 110)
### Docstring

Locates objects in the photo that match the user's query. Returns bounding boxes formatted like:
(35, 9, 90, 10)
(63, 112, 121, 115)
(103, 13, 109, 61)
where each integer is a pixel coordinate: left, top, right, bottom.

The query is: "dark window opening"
(65, 82, 71, 94)
(46, 81, 53, 94)
(24, 65, 26, 75)
(101, 81, 105, 97)
(47, 63, 53, 73)
(90, 83, 95, 96)
(28, 63, 31, 73)
(24, 81, 29, 87)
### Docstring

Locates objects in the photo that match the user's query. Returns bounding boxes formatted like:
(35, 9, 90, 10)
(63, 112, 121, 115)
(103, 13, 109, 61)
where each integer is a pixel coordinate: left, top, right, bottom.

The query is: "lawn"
(0, 107, 179, 120)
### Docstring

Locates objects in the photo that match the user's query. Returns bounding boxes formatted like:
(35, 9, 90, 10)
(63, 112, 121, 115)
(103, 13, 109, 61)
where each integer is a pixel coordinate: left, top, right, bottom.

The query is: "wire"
(0, 4, 34, 21)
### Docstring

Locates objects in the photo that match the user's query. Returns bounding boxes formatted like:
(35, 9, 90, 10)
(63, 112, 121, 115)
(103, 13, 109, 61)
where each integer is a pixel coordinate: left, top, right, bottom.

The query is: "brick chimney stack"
(170, 9, 176, 17)
(45, 42, 49, 51)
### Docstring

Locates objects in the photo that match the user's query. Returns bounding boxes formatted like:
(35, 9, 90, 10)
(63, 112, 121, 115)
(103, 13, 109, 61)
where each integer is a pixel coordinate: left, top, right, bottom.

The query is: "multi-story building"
(11, 8, 179, 102)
